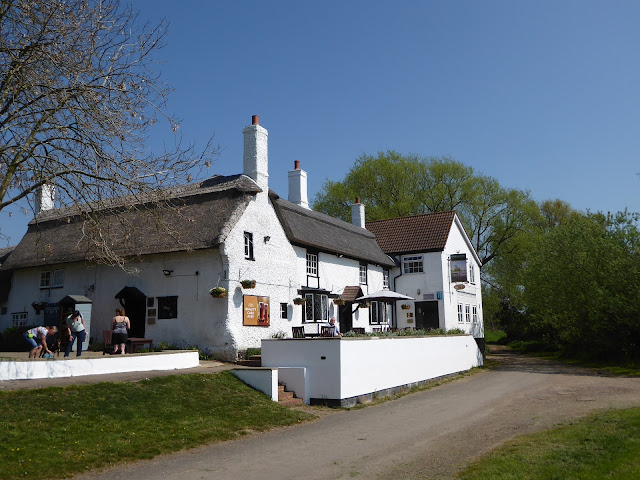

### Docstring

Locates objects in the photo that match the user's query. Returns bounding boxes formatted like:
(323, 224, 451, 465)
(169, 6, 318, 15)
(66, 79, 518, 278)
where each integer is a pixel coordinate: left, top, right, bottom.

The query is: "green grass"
(484, 329, 507, 344)
(0, 371, 314, 480)
(458, 407, 640, 480)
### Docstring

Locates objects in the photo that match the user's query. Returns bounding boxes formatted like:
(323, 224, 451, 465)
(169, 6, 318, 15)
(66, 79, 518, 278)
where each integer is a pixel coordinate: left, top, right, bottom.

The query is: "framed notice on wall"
(243, 295, 270, 326)
(450, 254, 467, 283)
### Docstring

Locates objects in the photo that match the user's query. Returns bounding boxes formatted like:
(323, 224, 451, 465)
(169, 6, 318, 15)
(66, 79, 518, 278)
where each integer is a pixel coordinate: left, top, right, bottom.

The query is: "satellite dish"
(454, 284, 465, 290)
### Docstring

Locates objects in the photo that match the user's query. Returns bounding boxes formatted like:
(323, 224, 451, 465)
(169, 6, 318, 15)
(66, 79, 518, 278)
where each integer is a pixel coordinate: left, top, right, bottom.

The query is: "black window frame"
(244, 232, 254, 260)
(157, 296, 178, 319)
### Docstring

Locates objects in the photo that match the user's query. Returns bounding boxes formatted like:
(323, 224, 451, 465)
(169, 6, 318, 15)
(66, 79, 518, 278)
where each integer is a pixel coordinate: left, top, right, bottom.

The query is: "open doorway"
(114, 286, 146, 338)
(339, 302, 353, 332)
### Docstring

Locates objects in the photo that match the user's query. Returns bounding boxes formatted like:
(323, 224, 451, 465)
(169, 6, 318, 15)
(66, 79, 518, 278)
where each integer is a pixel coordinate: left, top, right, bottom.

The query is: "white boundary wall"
(0, 351, 199, 381)
(262, 335, 482, 404)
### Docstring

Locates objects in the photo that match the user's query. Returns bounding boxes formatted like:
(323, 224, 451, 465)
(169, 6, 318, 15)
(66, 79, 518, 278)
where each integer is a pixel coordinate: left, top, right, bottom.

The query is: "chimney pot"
(252, 115, 259, 125)
(294, 160, 300, 170)
(355, 197, 360, 204)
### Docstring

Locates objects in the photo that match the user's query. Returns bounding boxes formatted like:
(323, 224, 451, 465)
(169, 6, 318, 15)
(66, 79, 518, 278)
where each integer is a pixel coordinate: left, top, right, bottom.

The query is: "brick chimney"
(243, 115, 269, 199)
(351, 197, 365, 228)
(288, 160, 309, 209)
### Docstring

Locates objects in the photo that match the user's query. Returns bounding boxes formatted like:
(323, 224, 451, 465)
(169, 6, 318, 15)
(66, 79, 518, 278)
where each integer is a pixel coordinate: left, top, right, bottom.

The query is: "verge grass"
(458, 407, 640, 480)
(1, 371, 314, 480)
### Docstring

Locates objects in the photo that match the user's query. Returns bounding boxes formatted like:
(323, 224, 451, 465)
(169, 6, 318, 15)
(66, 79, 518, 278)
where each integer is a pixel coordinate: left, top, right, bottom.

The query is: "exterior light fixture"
(263, 236, 271, 243)
(162, 269, 173, 276)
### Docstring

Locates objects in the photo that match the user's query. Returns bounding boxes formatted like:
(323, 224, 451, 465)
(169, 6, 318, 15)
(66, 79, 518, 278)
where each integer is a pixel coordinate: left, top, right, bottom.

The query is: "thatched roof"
(0, 247, 14, 302)
(270, 192, 395, 268)
(2, 175, 261, 270)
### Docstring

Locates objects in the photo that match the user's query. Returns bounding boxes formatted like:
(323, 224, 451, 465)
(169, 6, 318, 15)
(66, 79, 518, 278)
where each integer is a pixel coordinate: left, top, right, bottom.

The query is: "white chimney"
(288, 160, 309, 209)
(351, 197, 365, 228)
(35, 183, 55, 214)
(243, 115, 269, 199)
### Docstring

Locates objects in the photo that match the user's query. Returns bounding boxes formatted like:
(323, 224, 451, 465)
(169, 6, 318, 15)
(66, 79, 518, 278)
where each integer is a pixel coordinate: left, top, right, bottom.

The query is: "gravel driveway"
(71, 348, 640, 480)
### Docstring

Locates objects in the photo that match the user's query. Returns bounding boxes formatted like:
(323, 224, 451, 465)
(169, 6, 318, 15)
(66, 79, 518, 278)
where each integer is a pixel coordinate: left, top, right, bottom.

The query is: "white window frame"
(383, 270, 389, 289)
(12, 312, 28, 327)
(40, 271, 51, 288)
(304, 293, 327, 322)
(457, 303, 463, 323)
(369, 300, 388, 324)
(244, 232, 254, 260)
(359, 264, 367, 285)
(403, 255, 424, 274)
(472, 305, 478, 323)
(469, 264, 475, 284)
(465, 304, 471, 323)
(52, 269, 65, 288)
(306, 252, 318, 277)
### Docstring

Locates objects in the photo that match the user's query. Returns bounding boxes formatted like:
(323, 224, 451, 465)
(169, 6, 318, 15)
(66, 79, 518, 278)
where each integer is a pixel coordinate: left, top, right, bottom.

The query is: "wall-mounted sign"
(450, 254, 467, 283)
(454, 284, 466, 290)
(243, 295, 270, 326)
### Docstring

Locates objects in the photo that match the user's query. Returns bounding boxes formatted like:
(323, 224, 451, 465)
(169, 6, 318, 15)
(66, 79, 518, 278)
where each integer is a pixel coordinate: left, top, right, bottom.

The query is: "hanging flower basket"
(240, 280, 257, 289)
(209, 287, 228, 298)
(293, 297, 306, 305)
(31, 301, 48, 314)
(360, 302, 370, 309)
(333, 298, 346, 306)
(401, 304, 411, 310)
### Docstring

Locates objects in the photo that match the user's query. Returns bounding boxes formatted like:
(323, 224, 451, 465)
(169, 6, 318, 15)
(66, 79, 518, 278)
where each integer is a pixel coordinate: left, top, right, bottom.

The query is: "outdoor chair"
(351, 327, 365, 334)
(320, 326, 335, 337)
(103, 330, 115, 355)
(292, 326, 305, 338)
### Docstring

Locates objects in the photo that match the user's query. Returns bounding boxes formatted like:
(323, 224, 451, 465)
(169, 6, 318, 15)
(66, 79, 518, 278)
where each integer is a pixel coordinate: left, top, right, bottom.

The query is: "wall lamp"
(162, 269, 173, 276)
(264, 235, 271, 243)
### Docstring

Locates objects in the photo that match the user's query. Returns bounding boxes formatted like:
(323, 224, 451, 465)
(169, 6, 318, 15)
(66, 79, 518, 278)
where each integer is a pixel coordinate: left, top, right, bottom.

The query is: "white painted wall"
(262, 335, 483, 403)
(231, 368, 279, 402)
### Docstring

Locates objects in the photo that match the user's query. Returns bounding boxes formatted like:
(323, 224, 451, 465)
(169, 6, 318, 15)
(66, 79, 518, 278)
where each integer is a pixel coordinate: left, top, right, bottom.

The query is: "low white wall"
(262, 335, 482, 404)
(231, 368, 278, 402)
(278, 367, 308, 404)
(0, 352, 199, 381)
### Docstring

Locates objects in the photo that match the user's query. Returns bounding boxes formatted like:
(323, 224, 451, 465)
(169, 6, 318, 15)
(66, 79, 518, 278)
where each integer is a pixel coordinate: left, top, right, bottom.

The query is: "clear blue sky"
(1, 0, 639, 246)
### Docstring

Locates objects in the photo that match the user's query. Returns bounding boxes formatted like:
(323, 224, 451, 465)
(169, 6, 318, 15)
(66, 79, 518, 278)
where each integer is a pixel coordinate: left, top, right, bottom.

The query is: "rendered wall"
(262, 335, 483, 404)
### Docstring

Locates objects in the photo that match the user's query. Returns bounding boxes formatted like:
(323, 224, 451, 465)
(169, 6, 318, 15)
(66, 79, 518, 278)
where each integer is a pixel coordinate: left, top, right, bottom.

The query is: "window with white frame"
(403, 255, 424, 274)
(12, 312, 27, 327)
(472, 305, 478, 323)
(304, 293, 327, 322)
(244, 232, 254, 260)
(457, 303, 463, 323)
(469, 264, 475, 284)
(40, 269, 64, 289)
(369, 301, 387, 324)
(359, 264, 367, 285)
(465, 304, 471, 323)
(383, 270, 389, 289)
(306, 252, 318, 277)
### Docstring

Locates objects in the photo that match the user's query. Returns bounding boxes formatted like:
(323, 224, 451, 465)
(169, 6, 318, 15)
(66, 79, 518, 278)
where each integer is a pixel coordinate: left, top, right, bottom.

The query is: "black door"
(415, 301, 439, 330)
(339, 302, 353, 333)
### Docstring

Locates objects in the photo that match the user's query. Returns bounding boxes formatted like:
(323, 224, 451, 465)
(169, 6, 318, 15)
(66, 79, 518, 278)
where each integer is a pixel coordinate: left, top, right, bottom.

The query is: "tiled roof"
(366, 211, 456, 255)
(270, 193, 395, 267)
(341, 286, 363, 302)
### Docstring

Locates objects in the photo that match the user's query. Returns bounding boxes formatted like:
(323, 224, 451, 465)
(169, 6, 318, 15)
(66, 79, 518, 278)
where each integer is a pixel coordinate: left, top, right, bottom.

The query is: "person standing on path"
(64, 310, 87, 357)
(111, 308, 130, 354)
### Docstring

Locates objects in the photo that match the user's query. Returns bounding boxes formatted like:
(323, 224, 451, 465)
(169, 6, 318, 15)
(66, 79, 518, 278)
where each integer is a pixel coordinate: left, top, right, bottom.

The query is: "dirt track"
(68, 347, 640, 480)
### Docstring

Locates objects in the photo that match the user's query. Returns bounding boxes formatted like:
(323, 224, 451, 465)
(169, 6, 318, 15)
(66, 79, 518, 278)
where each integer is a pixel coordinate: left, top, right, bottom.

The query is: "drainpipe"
(391, 255, 402, 329)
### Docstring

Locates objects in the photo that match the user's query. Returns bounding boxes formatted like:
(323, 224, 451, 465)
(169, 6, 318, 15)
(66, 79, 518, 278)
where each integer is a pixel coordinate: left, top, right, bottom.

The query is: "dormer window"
(306, 252, 318, 277)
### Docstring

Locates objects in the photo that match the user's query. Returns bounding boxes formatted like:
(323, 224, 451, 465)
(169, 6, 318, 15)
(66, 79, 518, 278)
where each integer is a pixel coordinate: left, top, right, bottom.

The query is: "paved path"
(74, 349, 640, 480)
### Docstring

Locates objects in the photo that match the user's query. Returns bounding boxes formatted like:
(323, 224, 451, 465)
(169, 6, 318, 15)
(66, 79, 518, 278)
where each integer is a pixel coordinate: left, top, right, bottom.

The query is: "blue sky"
(1, 0, 639, 246)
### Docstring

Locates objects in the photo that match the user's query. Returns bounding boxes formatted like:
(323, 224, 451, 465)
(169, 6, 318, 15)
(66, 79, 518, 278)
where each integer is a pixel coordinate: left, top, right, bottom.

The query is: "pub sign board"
(243, 295, 270, 326)
(450, 254, 467, 283)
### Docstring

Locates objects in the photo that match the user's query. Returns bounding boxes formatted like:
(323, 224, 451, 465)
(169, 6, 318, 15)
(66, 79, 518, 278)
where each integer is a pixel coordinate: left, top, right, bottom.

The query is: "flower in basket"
(240, 279, 257, 289)
(293, 297, 306, 305)
(209, 287, 228, 298)
(333, 298, 346, 305)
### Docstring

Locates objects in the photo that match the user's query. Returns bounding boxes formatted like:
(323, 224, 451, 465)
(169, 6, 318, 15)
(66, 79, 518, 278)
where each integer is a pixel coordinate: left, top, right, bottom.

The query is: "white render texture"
(351, 201, 365, 228)
(0, 351, 199, 381)
(34, 183, 55, 213)
(262, 335, 482, 403)
(231, 367, 279, 402)
(288, 167, 309, 209)
(243, 123, 269, 196)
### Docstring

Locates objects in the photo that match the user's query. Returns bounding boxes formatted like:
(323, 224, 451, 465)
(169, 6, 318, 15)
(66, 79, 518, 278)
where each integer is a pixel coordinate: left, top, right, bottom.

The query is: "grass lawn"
(484, 329, 507, 344)
(458, 407, 640, 480)
(1, 371, 314, 480)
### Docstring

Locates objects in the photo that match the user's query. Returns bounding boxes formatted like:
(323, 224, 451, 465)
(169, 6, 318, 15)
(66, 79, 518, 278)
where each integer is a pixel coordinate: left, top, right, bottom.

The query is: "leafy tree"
(313, 151, 540, 269)
(0, 0, 216, 259)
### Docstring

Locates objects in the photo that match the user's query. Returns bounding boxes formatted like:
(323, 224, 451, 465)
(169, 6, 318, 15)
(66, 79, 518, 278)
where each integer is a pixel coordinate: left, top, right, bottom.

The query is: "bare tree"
(0, 0, 217, 265)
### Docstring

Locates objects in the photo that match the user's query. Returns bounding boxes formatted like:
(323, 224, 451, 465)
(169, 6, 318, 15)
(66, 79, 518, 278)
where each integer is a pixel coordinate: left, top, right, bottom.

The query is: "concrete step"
(278, 383, 303, 405)
(236, 359, 261, 367)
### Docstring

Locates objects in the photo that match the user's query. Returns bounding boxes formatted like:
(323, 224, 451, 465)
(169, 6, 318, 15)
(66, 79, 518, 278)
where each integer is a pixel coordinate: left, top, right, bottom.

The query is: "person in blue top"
(64, 310, 87, 357)
(324, 317, 343, 337)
